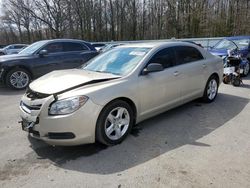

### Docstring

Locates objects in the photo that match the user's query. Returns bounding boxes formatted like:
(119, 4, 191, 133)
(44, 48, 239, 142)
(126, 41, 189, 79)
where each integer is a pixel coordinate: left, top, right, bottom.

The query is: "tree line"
(0, 0, 249, 45)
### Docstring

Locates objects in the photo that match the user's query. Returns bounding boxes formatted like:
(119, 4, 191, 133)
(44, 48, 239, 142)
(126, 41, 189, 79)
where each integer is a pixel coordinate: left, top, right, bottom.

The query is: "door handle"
(202, 63, 207, 68)
(173, 71, 179, 76)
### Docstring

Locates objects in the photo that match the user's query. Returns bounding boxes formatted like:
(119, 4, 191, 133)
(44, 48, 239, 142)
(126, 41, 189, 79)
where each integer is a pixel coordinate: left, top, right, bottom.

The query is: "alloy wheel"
(104, 107, 130, 140)
(10, 71, 30, 89)
(207, 79, 218, 100)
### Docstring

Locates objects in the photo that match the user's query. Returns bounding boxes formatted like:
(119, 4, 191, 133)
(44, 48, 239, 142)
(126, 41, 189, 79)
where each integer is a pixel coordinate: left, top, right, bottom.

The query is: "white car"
(0, 44, 28, 55)
(19, 42, 223, 146)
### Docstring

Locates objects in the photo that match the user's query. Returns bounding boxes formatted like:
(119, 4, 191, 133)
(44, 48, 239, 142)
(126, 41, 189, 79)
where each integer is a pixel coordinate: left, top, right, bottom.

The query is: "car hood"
(209, 48, 227, 57)
(0, 53, 30, 62)
(29, 69, 121, 95)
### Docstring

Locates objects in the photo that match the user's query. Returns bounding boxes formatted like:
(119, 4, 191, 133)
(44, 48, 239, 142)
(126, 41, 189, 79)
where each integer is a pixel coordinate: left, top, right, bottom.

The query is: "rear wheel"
(242, 62, 249, 77)
(232, 77, 241, 86)
(6, 68, 31, 90)
(202, 75, 219, 103)
(96, 100, 134, 145)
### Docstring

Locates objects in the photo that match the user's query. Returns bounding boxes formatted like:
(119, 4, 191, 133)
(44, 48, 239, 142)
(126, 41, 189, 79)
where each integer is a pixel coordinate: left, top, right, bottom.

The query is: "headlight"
(49, 96, 88, 115)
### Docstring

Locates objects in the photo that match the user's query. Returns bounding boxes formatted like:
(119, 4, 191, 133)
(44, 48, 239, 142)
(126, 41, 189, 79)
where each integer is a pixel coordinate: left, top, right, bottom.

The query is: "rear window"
(175, 46, 203, 65)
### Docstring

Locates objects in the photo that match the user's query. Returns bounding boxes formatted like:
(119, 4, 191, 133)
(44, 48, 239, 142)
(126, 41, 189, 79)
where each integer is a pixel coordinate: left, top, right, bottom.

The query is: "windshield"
(3, 45, 12, 50)
(214, 39, 250, 50)
(101, 44, 114, 51)
(83, 47, 150, 75)
(19, 40, 48, 55)
(101, 44, 124, 52)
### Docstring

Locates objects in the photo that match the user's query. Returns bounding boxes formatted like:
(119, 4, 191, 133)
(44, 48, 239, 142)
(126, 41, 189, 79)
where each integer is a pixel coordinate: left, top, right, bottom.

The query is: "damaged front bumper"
(19, 90, 102, 146)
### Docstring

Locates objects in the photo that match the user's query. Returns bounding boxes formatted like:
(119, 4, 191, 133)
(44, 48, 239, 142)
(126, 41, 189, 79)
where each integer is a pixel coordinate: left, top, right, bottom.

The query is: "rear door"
(59, 42, 96, 69)
(174, 46, 207, 102)
(138, 47, 183, 118)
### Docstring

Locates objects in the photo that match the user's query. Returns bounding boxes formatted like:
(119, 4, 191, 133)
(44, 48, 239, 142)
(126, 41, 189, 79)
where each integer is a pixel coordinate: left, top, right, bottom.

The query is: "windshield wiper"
(95, 70, 121, 75)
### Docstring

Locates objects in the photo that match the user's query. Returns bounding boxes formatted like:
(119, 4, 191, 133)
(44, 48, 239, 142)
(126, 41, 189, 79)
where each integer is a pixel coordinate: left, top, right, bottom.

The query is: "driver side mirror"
(141, 63, 164, 75)
(39, 50, 48, 57)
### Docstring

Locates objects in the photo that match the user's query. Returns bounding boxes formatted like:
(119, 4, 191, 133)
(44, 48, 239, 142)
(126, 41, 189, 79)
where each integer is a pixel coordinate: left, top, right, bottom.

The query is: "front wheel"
(96, 100, 134, 145)
(6, 68, 31, 90)
(202, 75, 219, 103)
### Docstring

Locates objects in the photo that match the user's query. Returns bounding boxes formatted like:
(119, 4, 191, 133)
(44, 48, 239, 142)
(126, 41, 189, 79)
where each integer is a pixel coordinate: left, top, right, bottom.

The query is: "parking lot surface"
(0, 77, 250, 188)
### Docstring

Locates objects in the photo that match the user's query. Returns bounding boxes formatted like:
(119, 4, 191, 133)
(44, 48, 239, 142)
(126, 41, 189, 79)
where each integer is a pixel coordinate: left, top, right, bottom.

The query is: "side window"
(14, 45, 24, 49)
(43, 42, 63, 53)
(175, 46, 203, 65)
(63, 42, 88, 52)
(148, 47, 175, 68)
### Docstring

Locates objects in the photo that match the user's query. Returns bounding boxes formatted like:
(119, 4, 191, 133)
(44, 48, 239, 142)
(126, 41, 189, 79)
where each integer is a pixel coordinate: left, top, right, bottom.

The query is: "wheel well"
(105, 97, 137, 124)
(4, 66, 33, 82)
(210, 73, 219, 83)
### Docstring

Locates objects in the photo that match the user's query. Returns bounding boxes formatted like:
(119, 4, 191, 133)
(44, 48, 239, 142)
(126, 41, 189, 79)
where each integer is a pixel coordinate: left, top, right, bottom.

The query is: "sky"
(0, 0, 2, 16)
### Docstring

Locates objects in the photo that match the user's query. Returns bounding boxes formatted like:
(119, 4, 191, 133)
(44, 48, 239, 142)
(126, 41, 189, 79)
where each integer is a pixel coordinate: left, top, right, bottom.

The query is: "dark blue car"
(0, 39, 98, 89)
(209, 36, 250, 76)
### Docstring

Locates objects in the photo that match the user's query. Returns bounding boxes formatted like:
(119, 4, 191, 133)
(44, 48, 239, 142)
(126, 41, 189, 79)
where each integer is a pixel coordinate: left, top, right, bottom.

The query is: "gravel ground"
(0, 77, 250, 188)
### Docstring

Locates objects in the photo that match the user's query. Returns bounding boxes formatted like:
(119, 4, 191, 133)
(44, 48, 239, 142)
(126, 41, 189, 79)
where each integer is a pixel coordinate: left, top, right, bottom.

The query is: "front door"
(31, 42, 64, 77)
(138, 47, 182, 119)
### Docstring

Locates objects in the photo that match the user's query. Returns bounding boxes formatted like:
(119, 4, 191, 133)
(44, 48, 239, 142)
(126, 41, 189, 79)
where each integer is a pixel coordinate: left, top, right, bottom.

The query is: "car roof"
(33, 39, 96, 51)
(7, 44, 27, 46)
(38, 39, 89, 43)
(225, 36, 250, 40)
(117, 41, 197, 48)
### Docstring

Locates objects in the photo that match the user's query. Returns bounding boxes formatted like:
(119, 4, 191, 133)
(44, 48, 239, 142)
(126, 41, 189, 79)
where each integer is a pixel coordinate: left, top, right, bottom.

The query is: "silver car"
(19, 42, 223, 146)
(0, 44, 28, 55)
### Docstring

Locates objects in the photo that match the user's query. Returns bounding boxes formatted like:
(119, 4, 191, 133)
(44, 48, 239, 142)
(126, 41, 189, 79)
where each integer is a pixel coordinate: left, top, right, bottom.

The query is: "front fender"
(0, 61, 33, 83)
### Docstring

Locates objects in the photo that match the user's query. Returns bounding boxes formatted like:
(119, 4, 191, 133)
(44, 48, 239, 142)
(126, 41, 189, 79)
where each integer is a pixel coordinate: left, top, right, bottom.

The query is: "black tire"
(202, 75, 219, 103)
(232, 78, 241, 87)
(242, 62, 249, 77)
(6, 68, 31, 90)
(96, 100, 134, 146)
